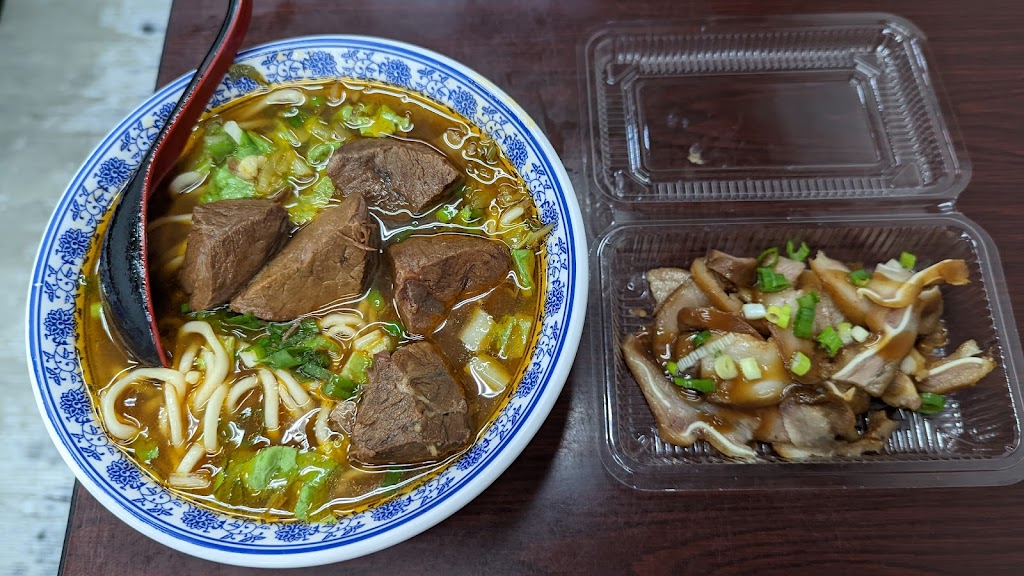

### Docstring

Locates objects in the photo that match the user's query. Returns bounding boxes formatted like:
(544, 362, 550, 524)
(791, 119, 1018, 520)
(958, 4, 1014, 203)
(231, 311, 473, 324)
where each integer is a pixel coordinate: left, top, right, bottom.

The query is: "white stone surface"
(0, 1, 170, 573)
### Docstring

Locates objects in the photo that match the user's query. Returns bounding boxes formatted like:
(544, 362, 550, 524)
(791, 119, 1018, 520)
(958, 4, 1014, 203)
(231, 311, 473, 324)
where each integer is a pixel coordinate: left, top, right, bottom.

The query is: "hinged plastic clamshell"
(583, 14, 1024, 489)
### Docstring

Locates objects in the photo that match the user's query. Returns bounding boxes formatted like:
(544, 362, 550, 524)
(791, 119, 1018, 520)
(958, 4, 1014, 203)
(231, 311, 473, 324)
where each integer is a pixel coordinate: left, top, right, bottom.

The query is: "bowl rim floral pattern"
(26, 35, 587, 568)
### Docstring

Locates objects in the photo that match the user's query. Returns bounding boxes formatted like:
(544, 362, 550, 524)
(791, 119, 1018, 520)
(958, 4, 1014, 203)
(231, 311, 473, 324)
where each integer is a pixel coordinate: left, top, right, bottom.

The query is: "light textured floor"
(0, 1, 170, 574)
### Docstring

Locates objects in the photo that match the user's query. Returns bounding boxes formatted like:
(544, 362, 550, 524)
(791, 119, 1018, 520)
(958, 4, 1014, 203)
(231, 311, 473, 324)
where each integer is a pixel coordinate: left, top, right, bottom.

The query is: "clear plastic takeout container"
(582, 14, 1024, 489)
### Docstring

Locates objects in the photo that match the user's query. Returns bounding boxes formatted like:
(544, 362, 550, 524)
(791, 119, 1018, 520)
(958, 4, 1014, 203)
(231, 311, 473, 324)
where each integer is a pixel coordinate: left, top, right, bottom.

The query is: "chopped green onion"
(286, 112, 306, 128)
(757, 247, 780, 267)
(692, 330, 712, 348)
(739, 357, 762, 380)
(263, 347, 306, 370)
(918, 392, 946, 415)
(714, 355, 738, 380)
(180, 302, 192, 314)
(793, 292, 819, 339)
(899, 251, 917, 270)
(380, 469, 403, 489)
(756, 267, 790, 293)
(837, 322, 853, 345)
(222, 312, 265, 330)
(790, 351, 812, 376)
(673, 376, 717, 393)
(848, 268, 871, 287)
(367, 288, 385, 310)
(765, 304, 792, 329)
(851, 325, 871, 343)
(815, 326, 843, 357)
(298, 362, 333, 382)
(457, 205, 482, 224)
(742, 303, 766, 320)
(309, 95, 325, 108)
(297, 334, 340, 354)
(665, 361, 678, 376)
(90, 302, 103, 319)
(382, 321, 404, 338)
(436, 204, 458, 223)
(786, 240, 810, 262)
(131, 436, 160, 464)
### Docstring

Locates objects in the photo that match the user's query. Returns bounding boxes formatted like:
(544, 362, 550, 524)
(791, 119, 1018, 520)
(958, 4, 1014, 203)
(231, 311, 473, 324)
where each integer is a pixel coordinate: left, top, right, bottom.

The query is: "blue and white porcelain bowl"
(26, 36, 587, 567)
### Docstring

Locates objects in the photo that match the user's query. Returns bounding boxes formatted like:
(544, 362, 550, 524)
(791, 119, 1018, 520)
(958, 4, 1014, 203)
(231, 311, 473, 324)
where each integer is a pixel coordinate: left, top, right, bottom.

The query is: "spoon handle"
(146, 0, 253, 189)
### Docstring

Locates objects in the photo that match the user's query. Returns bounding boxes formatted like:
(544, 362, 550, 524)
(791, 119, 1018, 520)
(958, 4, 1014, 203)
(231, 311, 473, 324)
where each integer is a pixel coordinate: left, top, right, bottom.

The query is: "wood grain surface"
(61, 1, 1024, 574)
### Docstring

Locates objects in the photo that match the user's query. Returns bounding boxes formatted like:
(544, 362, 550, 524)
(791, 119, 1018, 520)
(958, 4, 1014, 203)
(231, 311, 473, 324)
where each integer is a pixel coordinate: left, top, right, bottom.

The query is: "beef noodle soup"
(77, 80, 548, 522)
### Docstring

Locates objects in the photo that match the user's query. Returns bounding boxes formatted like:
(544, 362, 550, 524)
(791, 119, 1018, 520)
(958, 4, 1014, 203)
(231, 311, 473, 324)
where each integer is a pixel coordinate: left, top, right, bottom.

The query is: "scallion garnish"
(714, 355, 738, 380)
(793, 292, 819, 339)
(756, 267, 790, 293)
(918, 392, 946, 415)
(742, 303, 767, 320)
(436, 204, 458, 223)
(786, 240, 810, 262)
(837, 322, 853, 345)
(900, 251, 917, 270)
(673, 376, 717, 393)
(848, 268, 871, 287)
(691, 330, 712, 348)
(815, 326, 843, 357)
(665, 361, 678, 376)
(739, 357, 762, 380)
(757, 247, 780, 267)
(790, 351, 812, 376)
(765, 304, 792, 329)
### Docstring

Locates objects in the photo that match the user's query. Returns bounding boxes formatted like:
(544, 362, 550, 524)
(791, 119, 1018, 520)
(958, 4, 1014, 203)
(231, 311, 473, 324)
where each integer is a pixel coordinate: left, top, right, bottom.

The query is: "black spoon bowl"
(99, 0, 252, 367)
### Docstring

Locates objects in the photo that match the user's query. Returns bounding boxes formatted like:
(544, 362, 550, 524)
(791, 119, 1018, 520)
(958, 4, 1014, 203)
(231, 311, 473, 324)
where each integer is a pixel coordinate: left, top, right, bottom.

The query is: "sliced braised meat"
(917, 287, 944, 337)
(777, 386, 859, 450)
(918, 340, 996, 394)
(677, 307, 761, 338)
(697, 334, 788, 408)
(651, 276, 711, 360)
(179, 199, 289, 311)
(622, 334, 759, 459)
(759, 287, 845, 384)
(350, 342, 471, 464)
(857, 259, 969, 308)
(326, 138, 458, 214)
(831, 299, 923, 396)
(774, 410, 898, 459)
(388, 234, 510, 334)
(809, 251, 876, 325)
(881, 372, 922, 410)
(645, 267, 690, 311)
(774, 256, 806, 286)
(690, 258, 743, 314)
(705, 250, 757, 288)
(231, 194, 377, 320)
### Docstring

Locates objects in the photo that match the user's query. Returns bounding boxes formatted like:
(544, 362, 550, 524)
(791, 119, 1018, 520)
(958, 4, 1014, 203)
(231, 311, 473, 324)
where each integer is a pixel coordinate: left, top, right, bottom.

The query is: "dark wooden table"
(60, 1, 1024, 574)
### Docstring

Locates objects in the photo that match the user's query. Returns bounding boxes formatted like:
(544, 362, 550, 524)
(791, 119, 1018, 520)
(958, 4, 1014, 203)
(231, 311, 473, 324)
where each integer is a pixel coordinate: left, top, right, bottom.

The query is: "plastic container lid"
(584, 14, 970, 204)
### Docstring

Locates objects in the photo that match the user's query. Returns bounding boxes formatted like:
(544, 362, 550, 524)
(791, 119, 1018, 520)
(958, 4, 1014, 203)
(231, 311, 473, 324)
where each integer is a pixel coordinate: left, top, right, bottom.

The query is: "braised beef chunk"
(351, 343, 471, 464)
(230, 194, 377, 320)
(388, 234, 510, 334)
(326, 138, 458, 214)
(179, 199, 289, 311)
